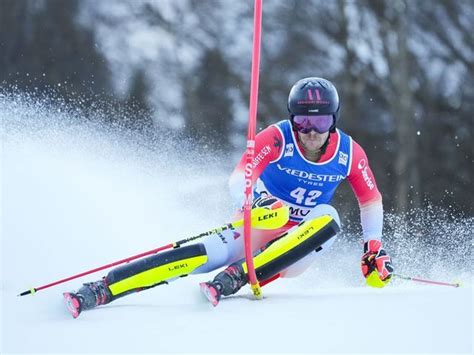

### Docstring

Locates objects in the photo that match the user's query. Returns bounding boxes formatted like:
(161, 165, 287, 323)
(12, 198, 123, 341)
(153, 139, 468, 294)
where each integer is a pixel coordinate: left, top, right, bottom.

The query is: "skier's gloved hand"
(252, 194, 283, 210)
(361, 239, 393, 288)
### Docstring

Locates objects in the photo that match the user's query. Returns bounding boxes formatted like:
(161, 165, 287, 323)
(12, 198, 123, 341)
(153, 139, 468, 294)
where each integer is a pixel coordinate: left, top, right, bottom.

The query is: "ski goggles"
(292, 115, 334, 134)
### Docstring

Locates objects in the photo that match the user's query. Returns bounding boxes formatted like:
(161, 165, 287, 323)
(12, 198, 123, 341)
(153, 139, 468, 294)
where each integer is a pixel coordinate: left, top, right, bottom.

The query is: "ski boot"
(200, 263, 247, 306)
(63, 279, 112, 318)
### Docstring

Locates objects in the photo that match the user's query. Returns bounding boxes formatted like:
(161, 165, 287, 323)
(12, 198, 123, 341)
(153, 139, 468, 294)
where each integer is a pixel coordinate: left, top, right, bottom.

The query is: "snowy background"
(1, 0, 473, 216)
(1, 92, 472, 355)
(1, 1, 473, 354)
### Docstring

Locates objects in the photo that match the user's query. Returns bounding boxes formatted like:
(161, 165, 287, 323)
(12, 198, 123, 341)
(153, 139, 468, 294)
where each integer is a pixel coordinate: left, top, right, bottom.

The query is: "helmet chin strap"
(319, 134, 330, 155)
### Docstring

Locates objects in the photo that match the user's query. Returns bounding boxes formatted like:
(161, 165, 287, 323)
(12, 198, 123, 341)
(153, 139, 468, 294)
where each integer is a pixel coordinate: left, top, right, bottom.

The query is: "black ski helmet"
(287, 77, 340, 132)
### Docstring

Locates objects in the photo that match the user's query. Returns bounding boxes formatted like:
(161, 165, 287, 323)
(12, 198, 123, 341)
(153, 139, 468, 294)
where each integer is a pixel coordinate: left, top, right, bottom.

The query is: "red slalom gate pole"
(244, 0, 263, 299)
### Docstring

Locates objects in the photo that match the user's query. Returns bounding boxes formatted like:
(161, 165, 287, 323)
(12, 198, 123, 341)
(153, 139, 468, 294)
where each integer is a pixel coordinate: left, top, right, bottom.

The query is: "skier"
(63, 77, 393, 318)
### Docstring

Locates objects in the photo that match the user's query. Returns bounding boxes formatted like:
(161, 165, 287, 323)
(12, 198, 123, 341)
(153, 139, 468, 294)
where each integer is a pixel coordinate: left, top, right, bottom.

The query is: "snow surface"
(1, 95, 472, 354)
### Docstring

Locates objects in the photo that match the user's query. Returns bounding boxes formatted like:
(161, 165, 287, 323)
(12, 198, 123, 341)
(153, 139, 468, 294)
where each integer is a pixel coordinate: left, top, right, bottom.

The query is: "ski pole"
(393, 273, 460, 288)
(18, 205, 289, 297)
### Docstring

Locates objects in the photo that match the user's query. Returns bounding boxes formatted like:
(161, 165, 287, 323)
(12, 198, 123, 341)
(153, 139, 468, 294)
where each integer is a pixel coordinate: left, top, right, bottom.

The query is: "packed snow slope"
(1, 93, 472, 354)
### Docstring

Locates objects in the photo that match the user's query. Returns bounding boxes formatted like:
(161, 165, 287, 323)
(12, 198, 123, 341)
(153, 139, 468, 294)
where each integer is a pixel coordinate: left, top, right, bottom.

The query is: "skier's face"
(298, 130, 329, 152)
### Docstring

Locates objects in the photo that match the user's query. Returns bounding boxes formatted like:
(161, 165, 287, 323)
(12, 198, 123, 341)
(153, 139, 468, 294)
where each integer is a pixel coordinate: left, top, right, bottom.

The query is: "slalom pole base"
(250, 283, 263, 300)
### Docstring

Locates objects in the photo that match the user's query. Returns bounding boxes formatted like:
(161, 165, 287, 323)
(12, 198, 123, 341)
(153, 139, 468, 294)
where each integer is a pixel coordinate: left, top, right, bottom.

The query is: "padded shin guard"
(242, 215, 339, 281)
(106, 243, 207, 297)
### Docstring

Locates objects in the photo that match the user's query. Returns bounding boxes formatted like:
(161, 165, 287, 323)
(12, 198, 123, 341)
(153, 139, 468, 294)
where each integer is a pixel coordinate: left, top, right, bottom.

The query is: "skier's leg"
(63, 222, 284, 318)
(63, 243, 208, 318)
(201, 207, 340, 304)
(280, 204, 340, 278)
(64, 196, 290, 316)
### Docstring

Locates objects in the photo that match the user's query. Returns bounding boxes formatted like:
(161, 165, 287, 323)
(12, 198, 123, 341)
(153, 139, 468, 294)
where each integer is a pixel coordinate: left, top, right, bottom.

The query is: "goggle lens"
(292, 115, 333, 134)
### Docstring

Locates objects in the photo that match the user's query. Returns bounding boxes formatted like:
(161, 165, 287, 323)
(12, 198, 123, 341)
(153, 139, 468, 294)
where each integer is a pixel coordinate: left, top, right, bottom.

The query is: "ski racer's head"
(288, 77, 340, 133)
(287, 77, 340, 153)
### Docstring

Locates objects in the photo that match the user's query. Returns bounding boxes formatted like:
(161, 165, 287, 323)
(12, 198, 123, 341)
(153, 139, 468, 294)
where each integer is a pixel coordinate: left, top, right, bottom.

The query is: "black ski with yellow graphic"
(244, 214, 339, 282)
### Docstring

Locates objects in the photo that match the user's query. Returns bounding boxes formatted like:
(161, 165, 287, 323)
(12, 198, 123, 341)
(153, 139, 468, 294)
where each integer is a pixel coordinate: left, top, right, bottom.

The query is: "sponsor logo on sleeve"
(251, 145, 272, 168)
(357, 159, 375, 190)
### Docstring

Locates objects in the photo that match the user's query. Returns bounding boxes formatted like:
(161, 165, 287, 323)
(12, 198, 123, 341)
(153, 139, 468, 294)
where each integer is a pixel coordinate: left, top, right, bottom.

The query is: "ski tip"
(63, 292, 81, 319)
(199, 282, 220, 307)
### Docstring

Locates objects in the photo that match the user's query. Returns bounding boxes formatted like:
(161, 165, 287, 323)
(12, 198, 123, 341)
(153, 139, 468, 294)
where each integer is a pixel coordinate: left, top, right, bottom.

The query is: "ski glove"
(251, 194, 283, 210)
(361, 239, 393, 288)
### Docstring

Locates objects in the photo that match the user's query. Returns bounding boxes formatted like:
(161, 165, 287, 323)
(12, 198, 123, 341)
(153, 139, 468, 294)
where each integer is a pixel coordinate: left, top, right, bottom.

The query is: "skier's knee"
(280, 235, 336, 278)
(193, 229, 236, 273)
(279, 205, 339, 278)
(304, 204, 341, 228)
